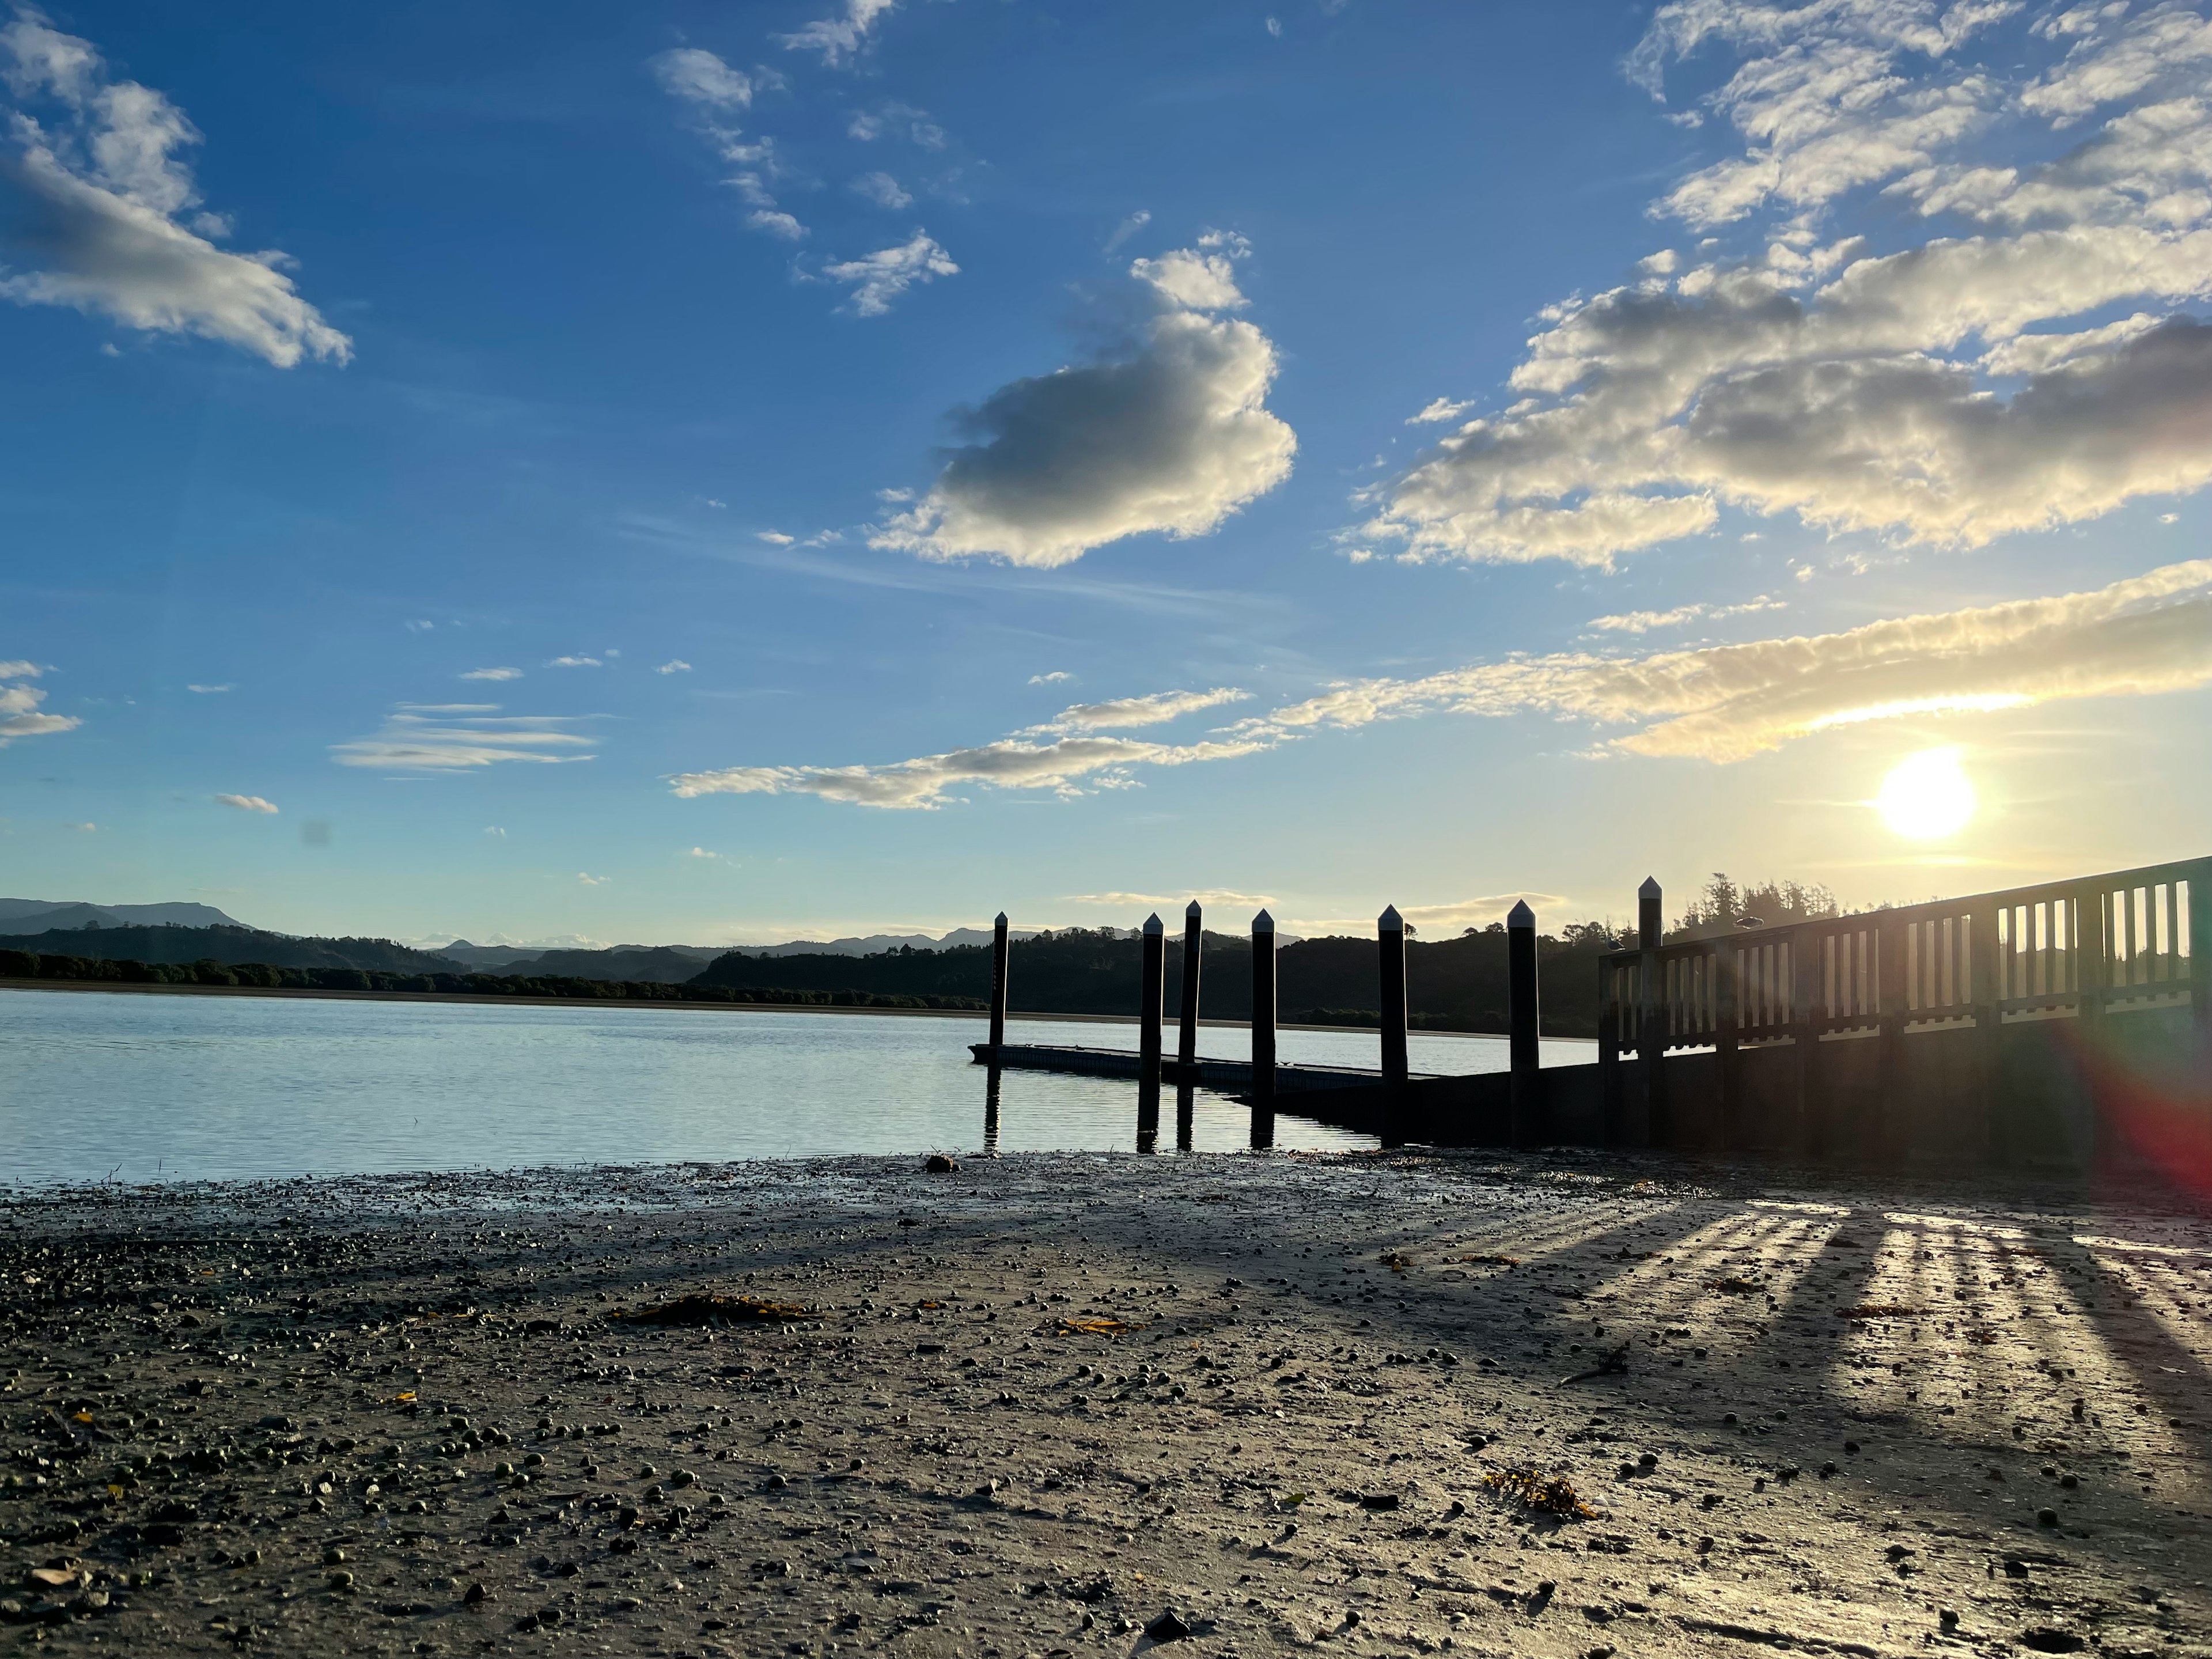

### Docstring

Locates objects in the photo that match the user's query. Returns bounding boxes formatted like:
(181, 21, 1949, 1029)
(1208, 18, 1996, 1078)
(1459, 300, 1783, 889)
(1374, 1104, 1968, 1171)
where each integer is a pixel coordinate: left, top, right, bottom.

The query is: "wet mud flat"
(1, 1149, 2208, 1658)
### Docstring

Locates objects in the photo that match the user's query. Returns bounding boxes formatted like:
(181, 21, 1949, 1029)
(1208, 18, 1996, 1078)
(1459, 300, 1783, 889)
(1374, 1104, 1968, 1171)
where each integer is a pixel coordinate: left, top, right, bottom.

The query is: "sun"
(1876, 748, 1976, 840)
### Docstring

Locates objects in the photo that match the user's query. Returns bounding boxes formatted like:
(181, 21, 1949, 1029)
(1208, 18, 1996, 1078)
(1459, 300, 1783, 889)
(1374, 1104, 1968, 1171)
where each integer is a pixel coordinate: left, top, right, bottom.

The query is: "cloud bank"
(872, 238, 1295, 566)
(1363, 0, 2212, 565)
(0, 10, 349, 366)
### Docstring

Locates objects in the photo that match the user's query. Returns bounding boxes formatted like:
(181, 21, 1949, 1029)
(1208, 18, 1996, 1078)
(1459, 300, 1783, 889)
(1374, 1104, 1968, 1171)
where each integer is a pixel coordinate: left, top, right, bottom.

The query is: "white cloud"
(747, 209, 806, 241)
(185, 681, 230, 693)
(547, 655, 601, 668)
(779, 0, 899, 65)
(1104, 209, 1150, 253)
(672, 731, 1271, 810)
(655, 659, 693, 675)
(1368, 1, 2212, 566)
(1028, 670, 1074, 684)
(213, 793, 277, 813)
(484, 825, 506, 838)
(649, 47, 753, 109)
(1066, 889, 1277, 908)
(1293, 893, 1568, 937)
(577, 872, 611, 887)
(331, 705, 601, 772)
(1586, 595, 1787, 634)
(756, 529, 797, 545)
(405, 619, 435, 632)
(0, 658, 75, 747)
(850, 170, 911, 209)
(1027, 685, 1248, 733)
(685, 846, 721, 859)
(870, 242, 1295, 566)
(821, 229, 957, 316)
(1244, 558, 2212, 763)
(0, 12, 348, 366)
(1407, 397, 1474, 425)
(460, 666, 522, 681)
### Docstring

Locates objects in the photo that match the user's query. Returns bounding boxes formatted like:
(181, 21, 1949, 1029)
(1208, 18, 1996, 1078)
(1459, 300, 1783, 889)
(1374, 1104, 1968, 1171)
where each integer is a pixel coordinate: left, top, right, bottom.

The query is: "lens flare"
(1875, 748, 1976, 840)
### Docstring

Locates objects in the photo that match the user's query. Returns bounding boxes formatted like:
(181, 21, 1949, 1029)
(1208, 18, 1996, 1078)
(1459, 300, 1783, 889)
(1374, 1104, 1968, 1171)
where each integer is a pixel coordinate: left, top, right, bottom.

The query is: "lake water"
(0, 988, 1590, 1185)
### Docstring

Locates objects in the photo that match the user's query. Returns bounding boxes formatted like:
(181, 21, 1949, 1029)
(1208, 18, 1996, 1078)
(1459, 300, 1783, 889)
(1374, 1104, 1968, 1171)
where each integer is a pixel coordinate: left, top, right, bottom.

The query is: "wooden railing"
(1597, 857, 2211, 1149)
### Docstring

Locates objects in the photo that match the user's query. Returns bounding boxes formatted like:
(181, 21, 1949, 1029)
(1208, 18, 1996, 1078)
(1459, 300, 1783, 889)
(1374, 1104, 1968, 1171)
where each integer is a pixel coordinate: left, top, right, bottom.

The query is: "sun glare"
(1876, 748, 1976, 840)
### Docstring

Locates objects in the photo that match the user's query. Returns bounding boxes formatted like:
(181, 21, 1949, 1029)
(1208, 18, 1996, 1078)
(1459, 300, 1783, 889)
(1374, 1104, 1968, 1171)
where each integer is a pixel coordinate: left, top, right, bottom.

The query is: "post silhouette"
(988, 911, 1010, 1054)
(1251, 908, 1277, 1138)
(1378, 905, 1408, 1146)
(983, 1062, 1002, 1157)
(1178, 900, 1203, 1073)
(1638, 877, 1668, 1145)
(1508, 899, 1541, 1145)
(1138, 913, 1164, 1153)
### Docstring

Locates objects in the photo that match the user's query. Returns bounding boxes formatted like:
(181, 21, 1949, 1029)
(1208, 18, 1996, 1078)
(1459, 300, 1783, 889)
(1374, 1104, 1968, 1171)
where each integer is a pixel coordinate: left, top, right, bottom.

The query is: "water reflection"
(1176, 1081, 1195, 1153)
(983, 1063, 1002, 1156)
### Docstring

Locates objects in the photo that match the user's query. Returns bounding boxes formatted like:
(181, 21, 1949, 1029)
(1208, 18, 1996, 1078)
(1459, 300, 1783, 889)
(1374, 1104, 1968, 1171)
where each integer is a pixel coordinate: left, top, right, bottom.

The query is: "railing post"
(1378, 905, 1408, 1147)
(1138, 913, 1164, 1153)
(1968, 900, 1999, 1167)
(2075, 884, 2108, 1175)
(1251, 908, 1277, 1146)
(1876, 910, 1907, 1164)
(1508, 900, 1541, 1146)
(1177, 900, 1203, 1074)
(1716, 937, 1741, 1152)
(2192, 861, 2212, 1176)
(1638, 877, 1668, 1146)
(989, 911, 1010, 1056)
(1598, 957, 1622, 1146)
(1791, 925, 1818, 1157)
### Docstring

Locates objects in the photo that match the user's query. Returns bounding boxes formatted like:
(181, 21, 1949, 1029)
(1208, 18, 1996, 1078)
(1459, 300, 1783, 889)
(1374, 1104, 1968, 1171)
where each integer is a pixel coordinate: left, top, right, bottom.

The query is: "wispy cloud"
(185, 682, 232, 694)
(1026, 686, 1248, 733)
(850, 170, 911, 209)
(1065, 889, 1276, 910)
(873, 238, 1293, 566)
(1586, 596, 1787, 635)
(0, 659, 76, 747)
(778, 0, 899, 65)
(331, 704, 601, 772)
(0, 12, 348, 366)
(655, 659, 692, 675)
(576, 872, 611, 887)
(1029, 670, 1073, 685)
(649, 47, 753, 109)
(461, 666, 522, 681)
(821, 229, 957, 316)
(1289, 893, 1567, 937)
(547, 655, 601, 669)
(213, 793, 277, 813)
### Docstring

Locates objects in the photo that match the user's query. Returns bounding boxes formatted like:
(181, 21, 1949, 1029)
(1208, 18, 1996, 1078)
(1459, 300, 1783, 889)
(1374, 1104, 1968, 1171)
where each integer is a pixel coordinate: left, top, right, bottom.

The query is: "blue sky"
(5, 0, 2211, 948)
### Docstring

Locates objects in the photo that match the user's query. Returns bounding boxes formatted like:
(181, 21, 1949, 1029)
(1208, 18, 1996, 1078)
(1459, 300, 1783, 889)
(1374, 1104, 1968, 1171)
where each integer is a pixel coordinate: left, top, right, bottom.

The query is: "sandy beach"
(2, 1148, 2207, 1658)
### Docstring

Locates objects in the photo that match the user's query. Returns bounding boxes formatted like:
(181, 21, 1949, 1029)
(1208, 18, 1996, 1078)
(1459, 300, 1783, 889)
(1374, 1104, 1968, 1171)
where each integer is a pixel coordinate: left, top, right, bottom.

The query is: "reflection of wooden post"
(1597, 957, 1622, 1146)
(1876, 910, 1906, 1164)
(1638, 878, 1667, 1147)
(1139, 914, 1164, 1153)
(1507, 900, 1541, 1146)
(1251, 909, 1277, 1134)
(1968, 902, 1999, 1167)
(989, 911, 1010, 1055)
(1178, 901, 1203, 1074)
(983, 1061, 1002, 1157)
(1378, 906, 1408, 1147)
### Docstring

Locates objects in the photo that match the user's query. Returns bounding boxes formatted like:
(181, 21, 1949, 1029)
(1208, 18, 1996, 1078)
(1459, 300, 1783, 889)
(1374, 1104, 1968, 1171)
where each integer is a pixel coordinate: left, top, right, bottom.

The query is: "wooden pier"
(967, 1040, 1416, 1097)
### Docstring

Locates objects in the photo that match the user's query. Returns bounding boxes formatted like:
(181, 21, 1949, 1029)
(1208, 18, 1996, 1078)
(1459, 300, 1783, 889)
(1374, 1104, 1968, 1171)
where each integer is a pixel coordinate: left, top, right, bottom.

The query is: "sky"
(4, 0, 2211, 949)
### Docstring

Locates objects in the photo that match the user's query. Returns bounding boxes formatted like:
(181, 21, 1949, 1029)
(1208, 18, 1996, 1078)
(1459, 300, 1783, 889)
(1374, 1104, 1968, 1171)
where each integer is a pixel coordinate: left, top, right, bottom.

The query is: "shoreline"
(0, 1150, 2202, 1658)
(0, 976, 1597, 1042)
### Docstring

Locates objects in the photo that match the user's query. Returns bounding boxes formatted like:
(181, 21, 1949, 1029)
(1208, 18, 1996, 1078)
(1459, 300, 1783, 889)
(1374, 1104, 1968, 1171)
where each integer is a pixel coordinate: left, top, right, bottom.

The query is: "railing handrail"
(1599, 853, 2210, 967)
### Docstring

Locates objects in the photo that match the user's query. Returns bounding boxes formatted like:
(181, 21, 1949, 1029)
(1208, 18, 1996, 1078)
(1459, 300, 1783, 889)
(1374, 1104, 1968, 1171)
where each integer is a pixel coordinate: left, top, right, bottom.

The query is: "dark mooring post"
(1251, 908, 1278, 1147)
(1178, 900, 1203, 1073)
(1138, 913, 1164, 1153)
(1508, 900, 1541, 1146)
(1378, 905, 1409, 1147)
(1638, 877, 1668, 1146)
(988, 911, 1010, 1056)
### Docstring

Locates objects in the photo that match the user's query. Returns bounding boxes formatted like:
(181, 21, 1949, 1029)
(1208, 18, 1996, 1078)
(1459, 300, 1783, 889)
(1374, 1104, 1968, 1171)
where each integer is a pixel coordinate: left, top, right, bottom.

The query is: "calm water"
(0, 988, 1589, 1185)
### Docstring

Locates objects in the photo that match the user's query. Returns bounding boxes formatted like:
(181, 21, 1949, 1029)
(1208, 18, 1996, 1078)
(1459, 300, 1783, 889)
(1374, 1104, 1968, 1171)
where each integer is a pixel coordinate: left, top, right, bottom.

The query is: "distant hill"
(518, 946, 715, 983)
(724, 926, 1042, 958)
(0, 897, 247, 930)
(0, 923, 460, 975)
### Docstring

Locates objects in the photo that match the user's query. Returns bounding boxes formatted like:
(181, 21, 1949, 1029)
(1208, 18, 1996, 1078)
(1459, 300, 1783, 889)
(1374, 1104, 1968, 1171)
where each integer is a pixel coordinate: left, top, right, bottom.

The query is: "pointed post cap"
(1143, 912, 1164, 936)
(1508, 899, 1535, 929)
(1252, 908, 1275, 933)
(1638, 877, 1661, 898)
(1186, 899, 1203, 918)
(994, 911, 1007, 927)
(1379, 904, 1403, 931)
